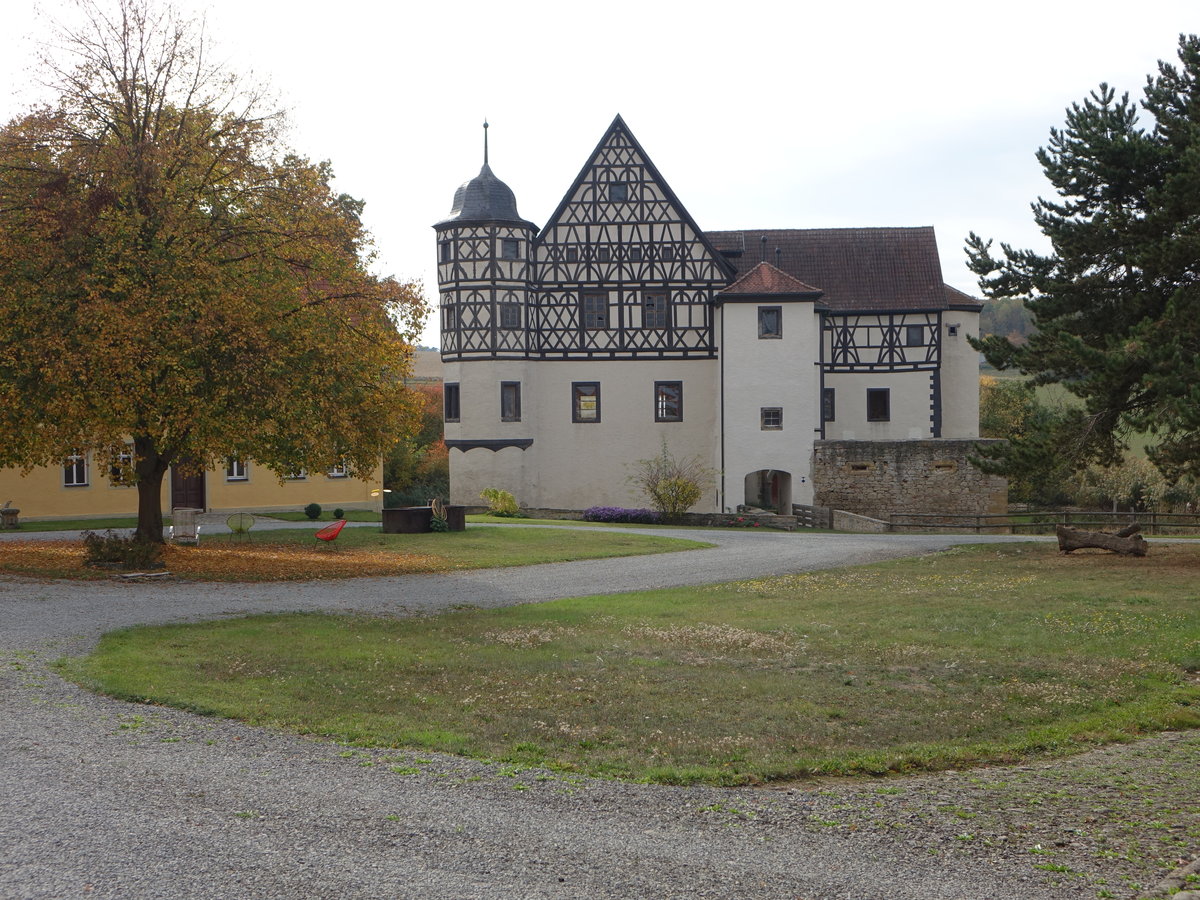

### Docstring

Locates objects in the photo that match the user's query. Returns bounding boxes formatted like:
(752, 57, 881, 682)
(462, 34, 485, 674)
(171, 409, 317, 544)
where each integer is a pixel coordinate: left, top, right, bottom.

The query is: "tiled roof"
(944, 284, 984, 310)
(720, 261, 823, 297)
(706, 227, 972, 312)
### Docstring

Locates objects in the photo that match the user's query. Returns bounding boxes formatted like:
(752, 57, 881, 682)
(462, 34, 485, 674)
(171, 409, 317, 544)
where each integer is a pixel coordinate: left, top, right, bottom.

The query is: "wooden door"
(170, 466, 206, 510)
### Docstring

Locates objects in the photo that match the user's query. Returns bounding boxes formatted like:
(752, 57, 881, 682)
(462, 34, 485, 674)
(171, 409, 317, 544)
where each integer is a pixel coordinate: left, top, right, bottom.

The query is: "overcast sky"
(3, 0, 1195, 347)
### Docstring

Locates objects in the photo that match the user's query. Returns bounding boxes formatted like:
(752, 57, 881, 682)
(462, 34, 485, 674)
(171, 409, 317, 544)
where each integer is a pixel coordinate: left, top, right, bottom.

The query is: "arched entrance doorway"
(743, 469, 792, 515)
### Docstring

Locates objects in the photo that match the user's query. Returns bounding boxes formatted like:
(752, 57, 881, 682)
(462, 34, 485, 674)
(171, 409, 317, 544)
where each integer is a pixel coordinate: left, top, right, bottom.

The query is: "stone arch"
(743, 469, 792, 515)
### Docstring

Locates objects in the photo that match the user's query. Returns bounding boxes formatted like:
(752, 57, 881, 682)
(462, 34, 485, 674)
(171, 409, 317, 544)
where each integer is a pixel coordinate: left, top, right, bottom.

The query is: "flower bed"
(582, 506, 663, 524)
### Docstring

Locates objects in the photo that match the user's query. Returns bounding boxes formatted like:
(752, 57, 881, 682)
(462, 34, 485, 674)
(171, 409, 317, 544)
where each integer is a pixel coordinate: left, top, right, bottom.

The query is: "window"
(572, 382, 600, 423)
(654, 381, 682, 422)
(110, 446, 134, 486)
(581, 292, 608, 329)
(608, 182, 628, 202)
(444, 383, 460, 422)
(64, 452, 88, 487)
(596, 246, 611, 263)
(285, 469, 307, 480)
(443, 303, 458, 330)
(758, 306, 782, 339)
(500, 238, 520, 260)
(905, 323, 925, 347)
(501, 382, 521, 422)
(629, 246, 643, 262)
(867, 388, 890, 422)
(822, 387, 836, 423)
(438, 241, 453, 263)
(947, 323, 960, 337)
(499, 303, 522, 329)
(661, 245, 675, 261)
(226, 458, 248, 481)
(327, 462, 349, 478)
(566, 247, 579, 263)
(643, 292, 668, 329)
(761, 407, 783, 430)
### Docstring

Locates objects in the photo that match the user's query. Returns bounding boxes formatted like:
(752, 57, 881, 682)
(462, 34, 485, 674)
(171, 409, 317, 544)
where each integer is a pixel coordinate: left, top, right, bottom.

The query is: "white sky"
(3, 0, 1196, 347)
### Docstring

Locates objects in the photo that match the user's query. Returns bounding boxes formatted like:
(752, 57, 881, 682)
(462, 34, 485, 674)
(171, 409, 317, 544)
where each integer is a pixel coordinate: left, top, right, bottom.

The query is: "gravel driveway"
(1, 525, 1196, 899)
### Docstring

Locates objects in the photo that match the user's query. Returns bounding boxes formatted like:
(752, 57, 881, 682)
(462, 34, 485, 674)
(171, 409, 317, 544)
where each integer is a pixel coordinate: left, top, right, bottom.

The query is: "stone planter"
(381, 506, 433, 534)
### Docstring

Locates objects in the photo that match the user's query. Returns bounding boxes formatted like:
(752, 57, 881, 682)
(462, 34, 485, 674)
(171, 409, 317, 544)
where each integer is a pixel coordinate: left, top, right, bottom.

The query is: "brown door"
(170, 466, 206, 510)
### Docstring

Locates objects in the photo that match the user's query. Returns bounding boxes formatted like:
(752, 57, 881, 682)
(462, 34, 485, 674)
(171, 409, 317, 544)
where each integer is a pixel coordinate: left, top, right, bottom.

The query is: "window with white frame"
(64, 452, 88, 487)
(327, 462, 349, 478)
(226, 458, 249, 481)
(109, 446, 134, 487)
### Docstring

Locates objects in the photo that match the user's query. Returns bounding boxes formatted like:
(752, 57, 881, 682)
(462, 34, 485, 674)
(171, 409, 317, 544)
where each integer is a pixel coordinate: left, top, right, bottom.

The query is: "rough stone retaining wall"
(813, 440, 1008, 522)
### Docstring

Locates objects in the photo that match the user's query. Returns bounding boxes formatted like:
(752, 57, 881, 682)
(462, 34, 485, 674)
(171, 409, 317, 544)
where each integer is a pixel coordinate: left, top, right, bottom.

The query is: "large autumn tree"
(967, 34, 1200, 482)
(0, 0, 426, 541)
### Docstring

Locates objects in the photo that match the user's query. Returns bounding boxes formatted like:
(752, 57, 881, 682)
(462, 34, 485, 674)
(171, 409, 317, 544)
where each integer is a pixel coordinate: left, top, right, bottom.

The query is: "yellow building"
(0, 454, 382, 522)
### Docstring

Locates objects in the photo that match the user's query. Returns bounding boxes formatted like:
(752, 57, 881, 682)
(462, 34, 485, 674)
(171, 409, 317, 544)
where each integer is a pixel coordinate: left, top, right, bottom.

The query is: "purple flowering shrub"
(582, 506, 662, 524)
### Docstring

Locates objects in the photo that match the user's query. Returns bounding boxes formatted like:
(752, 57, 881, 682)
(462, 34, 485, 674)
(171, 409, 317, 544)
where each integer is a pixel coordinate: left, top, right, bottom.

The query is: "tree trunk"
(1056, 524, 1148, 557)
(133, 436, 170, 543)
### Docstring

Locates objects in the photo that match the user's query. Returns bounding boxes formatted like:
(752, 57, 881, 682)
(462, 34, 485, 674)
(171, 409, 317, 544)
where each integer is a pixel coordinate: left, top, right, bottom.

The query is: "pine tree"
(967, 34, 1200, 481)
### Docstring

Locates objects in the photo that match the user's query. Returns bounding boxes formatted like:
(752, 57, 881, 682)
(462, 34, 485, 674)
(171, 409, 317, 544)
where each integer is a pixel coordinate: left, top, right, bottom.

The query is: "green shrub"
(303, 503, 322, 520)
(480, 487, 522, 517)
(332, 508, 345, 519)
(629, 441, 714, 522)
(82, 530, 164, 570)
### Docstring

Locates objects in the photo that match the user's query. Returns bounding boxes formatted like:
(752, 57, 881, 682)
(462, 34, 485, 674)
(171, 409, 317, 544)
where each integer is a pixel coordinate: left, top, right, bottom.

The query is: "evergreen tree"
(967, 34, 1200, 481)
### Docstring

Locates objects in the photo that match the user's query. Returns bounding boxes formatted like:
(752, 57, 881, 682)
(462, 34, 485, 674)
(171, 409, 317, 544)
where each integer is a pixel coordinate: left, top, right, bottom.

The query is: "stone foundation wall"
(812, 440, 1007, 521)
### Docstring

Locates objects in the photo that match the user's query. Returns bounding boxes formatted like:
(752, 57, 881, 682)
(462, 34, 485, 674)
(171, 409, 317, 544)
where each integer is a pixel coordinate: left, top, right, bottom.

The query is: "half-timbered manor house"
(435, 116, 982, 515)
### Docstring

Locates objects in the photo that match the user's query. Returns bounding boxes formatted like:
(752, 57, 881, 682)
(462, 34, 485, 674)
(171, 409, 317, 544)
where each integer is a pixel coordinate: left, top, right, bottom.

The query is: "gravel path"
(1, 525, 1196, 899)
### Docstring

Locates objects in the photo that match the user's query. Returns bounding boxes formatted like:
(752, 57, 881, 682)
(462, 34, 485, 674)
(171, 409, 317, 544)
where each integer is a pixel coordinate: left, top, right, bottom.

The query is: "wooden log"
(1056, 524, 1148, 556)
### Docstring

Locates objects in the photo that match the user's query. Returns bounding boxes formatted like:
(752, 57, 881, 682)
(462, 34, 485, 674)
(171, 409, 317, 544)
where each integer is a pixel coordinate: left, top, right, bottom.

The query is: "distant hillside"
(979, 297, 1035, 344)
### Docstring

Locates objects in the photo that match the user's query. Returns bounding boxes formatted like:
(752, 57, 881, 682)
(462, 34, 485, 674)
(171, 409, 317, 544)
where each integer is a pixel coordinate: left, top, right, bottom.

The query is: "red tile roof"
(707, 227, 975, 312)
(720, 261, 823, 297)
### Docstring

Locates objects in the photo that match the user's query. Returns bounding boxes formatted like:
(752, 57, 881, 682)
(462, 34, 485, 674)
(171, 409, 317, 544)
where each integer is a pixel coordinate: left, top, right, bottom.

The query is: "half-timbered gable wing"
(708, 227, 964, 373)
(535, 115, 735, 359)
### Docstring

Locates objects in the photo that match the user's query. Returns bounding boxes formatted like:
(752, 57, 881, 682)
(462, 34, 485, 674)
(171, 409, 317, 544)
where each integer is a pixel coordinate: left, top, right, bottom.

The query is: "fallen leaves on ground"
(0, 541, 446, 581)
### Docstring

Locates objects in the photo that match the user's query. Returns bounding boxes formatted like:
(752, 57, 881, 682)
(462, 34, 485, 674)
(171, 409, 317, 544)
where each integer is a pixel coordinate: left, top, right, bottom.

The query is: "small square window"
(327, 462, 349, 478)
(444, 383, 460, 422)
(500, 238, 520, 260)
(608, 182, 628, 202)
(438, 241, 453, 263)
(64, 452, 88, 487)
(226, 458, 248, 481)
(629, 246, 643, 262)
(867, 388, 891, 422)
(572, 382, 600, 423)
(501, 382, 521, 422)
(947, 323, 960, 337)
(822, 388, 836, 423)
(905, 324, 925, 347)
(654, 381, 682, 422)
(500, 303, 522, 329)
(566, 247, 579, 263)
(761, 407, 783, 430)
(758, 306, 782, 339)
(286, 469, 307, 481)
(661, 246, 676, 261)
(597, 246, 611, 263)
(643, 292, 668, 329)
(581, 292, 608, 329)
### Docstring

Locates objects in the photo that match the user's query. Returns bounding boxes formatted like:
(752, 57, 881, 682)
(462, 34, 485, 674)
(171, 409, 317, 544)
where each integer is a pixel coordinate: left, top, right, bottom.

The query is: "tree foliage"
(0, 0, 426, 540)
(383, 383, 448, 505)
(967, 34, 1200, 482)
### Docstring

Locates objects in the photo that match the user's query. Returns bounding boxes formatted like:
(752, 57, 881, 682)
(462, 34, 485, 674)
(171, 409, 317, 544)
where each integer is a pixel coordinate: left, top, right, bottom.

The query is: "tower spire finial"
(483, 119, 489, 166)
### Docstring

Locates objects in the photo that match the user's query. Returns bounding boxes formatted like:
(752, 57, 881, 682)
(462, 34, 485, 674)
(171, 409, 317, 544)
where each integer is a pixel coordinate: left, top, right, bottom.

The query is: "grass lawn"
(66, 543, 1200, 784)
(261, 510, 381, 523)
(0, 526, 710, 581)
